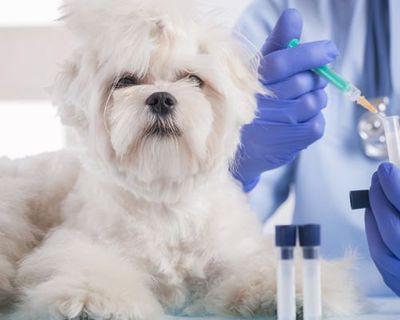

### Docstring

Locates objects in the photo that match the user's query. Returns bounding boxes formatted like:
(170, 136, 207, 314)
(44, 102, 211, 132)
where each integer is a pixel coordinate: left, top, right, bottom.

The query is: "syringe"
(288, 39, 377, 113)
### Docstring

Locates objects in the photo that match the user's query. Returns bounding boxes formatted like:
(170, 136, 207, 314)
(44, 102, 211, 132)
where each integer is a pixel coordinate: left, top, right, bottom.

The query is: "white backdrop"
(0, 0, 251, 26)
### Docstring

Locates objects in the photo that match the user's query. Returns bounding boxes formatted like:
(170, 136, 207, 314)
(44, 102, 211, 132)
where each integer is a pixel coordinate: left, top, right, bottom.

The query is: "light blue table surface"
(165, 297, 400, 320)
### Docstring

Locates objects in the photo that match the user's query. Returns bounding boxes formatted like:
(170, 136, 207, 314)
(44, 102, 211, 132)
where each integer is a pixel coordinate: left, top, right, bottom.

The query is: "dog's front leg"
(189, 252, 281, 318)
(7, 229, 163, 320)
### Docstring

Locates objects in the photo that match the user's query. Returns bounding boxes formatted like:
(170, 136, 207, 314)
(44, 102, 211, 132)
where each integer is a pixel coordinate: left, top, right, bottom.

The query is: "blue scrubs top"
(236, 0, 400, 296)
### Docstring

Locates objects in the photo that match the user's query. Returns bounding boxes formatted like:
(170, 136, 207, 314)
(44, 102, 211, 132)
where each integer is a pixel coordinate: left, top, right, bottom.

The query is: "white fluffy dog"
(0, 0, 361, 319)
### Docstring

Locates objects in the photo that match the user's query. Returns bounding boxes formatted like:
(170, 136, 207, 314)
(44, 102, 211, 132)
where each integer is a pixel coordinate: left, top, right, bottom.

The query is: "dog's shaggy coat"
(0, 0, 361, 318)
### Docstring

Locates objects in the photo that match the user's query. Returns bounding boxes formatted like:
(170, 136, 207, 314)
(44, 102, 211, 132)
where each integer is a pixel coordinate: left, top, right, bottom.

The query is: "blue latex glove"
(232, 9, 339, 191)
(365, 162, 400, 296)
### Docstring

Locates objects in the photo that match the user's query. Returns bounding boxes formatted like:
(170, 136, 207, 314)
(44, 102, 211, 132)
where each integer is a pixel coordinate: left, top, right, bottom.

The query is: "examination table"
(165, 297, 400, 319)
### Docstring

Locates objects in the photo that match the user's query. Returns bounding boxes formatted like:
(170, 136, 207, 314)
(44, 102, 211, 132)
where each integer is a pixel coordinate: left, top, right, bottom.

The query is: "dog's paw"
(200, 265, 280, 317)
(72, 311, 120, 320)
(71, 310, 93, 320)
(56, 291, 163, 320)
(10, 275, 164, 320)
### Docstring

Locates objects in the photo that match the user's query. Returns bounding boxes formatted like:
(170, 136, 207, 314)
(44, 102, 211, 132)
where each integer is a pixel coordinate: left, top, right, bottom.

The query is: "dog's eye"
(114, 75, 139, 89)
(188, 74, 204, 87)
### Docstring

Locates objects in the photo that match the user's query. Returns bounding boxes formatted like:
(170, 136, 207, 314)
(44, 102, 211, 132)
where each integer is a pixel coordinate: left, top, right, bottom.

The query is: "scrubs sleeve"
(235, 0, 289, 52)
(249, 161, 297, 223)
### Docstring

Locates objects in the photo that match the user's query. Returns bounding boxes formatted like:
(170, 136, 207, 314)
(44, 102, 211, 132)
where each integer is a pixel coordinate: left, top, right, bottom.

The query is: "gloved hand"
(365, 162, 400, 296)
(232, 9, 339, 191)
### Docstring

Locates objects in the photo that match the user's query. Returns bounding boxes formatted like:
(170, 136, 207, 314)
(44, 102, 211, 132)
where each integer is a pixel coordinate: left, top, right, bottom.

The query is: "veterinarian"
(232, 0, 400, 296)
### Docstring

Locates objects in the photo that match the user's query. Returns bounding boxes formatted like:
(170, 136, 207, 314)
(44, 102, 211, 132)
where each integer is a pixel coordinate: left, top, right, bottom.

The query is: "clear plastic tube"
(343, 83, 361, 102)
(277, 247, 296, 320)
(382, 115, 400, 166)
(302, 247, 322, 320)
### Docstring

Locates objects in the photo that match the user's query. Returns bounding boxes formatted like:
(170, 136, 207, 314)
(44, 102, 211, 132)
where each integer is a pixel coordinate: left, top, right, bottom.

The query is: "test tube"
(299, 224, 322, 320)
(275, 225, 297, 320)
(350, 115, 400, 210)
(382, 115, 400, 167)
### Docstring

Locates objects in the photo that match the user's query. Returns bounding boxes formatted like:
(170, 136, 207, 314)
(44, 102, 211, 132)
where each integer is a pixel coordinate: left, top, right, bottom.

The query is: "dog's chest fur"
(121, 201, 219, 308)
(66, 174, 221, 308)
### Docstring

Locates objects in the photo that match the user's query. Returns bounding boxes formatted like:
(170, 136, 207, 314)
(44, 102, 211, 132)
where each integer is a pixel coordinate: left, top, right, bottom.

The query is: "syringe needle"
(356, 96, 378, 113)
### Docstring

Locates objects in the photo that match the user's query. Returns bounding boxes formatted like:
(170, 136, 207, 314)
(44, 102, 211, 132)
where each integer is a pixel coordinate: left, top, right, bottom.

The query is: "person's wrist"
(231, 168, 260, 192)
(241, 176, 261, 192)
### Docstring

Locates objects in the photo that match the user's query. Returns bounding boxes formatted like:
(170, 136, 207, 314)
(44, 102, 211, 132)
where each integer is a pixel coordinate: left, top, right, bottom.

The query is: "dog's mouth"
(142, 117, 182, 138)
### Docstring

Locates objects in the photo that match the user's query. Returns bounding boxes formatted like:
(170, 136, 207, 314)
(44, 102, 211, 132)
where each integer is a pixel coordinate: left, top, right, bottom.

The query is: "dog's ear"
(217, 38, 266, 127)
(52, 55, 89, 128)
(198, 24, 265, 127)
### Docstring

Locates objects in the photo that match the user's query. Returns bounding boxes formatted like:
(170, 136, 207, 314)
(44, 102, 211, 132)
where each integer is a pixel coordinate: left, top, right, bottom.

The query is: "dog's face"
(54, 0, 260, 200)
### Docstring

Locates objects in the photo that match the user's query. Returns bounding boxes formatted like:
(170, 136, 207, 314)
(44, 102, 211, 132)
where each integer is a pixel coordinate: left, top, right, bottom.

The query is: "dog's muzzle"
(146, 92, 177, 117)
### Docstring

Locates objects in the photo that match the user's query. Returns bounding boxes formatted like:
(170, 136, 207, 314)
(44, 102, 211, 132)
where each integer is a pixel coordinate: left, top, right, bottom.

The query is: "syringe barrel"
(343, 83, 361, 102)
(302, 247, 322, 320)
(382, 116, 400, 167)
(277, 247, 296, 320)
(313, 65, 349, 91)
(287, 38, 364, 105)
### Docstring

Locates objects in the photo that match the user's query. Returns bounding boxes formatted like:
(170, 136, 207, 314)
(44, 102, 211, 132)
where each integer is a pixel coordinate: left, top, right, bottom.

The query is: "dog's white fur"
(0, 0, 362, 318)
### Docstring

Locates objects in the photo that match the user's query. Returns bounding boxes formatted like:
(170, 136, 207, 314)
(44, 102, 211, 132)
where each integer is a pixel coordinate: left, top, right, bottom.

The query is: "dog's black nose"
(146, 92, 177, 116)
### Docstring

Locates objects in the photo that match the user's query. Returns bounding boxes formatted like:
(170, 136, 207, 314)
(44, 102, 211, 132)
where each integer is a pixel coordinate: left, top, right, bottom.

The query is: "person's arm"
(365, 163, 400, 296)
(231, 8, 338, 192)
(235, 0, 285, 51)
(248, 162, 296, 223)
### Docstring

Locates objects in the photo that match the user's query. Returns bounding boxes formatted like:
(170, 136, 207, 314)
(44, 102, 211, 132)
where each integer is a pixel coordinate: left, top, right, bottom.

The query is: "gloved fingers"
(295, 112, 326, 145)
(369, 173, 400, 258)
(266, 71, 328, 100)
(296, 90, 328, 123)
(252, 112, 325, 147)
(261, 8, 303, 56)
(365, 209, 400, 295)
(380, 269, 400, 296)
(260, 41, 339, 84)
(257, 89, 327, 124)
(235, 123, 300, 173)
(235, 113, 325, 177)
(377, 162, 400, 211)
